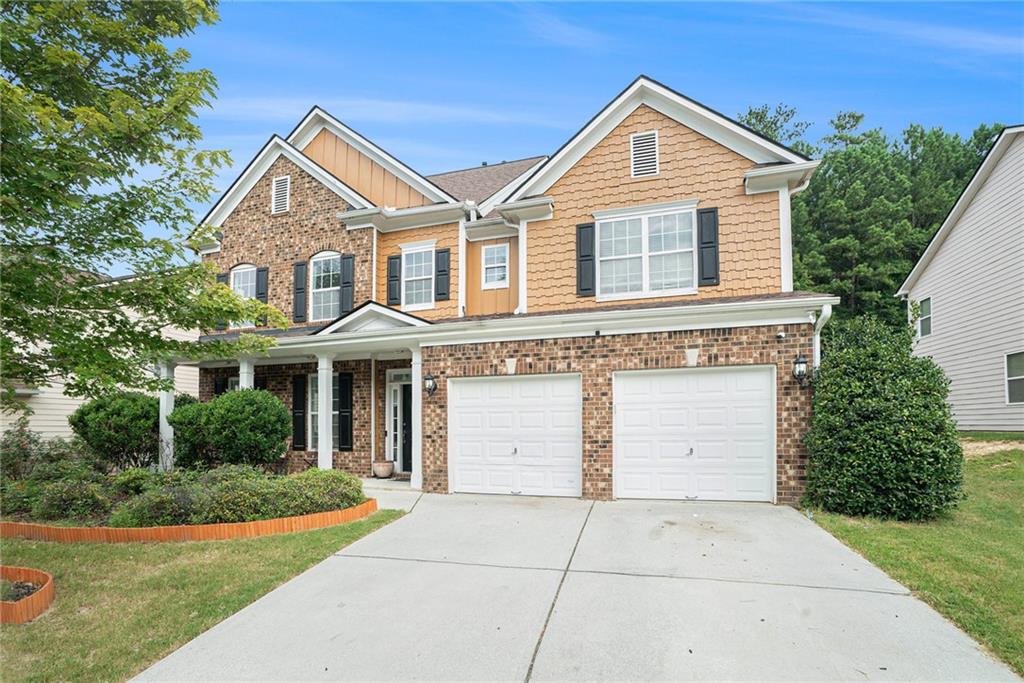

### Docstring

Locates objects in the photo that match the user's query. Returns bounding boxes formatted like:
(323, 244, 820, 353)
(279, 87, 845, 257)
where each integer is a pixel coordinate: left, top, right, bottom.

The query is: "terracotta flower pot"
(372, 461, 394, 478)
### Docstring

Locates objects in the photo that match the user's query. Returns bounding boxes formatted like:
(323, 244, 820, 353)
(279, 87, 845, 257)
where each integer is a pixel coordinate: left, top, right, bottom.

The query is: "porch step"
(392, 472, 411, 481)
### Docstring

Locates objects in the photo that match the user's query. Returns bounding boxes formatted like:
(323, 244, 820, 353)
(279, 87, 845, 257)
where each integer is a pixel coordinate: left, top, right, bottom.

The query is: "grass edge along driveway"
(0, 509, 403, 682)
(817, 448, 1024, 676)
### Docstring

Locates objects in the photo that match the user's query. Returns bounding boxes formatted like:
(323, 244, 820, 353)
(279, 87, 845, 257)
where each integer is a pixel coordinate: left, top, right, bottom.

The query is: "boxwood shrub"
(804, 317, 963, 521)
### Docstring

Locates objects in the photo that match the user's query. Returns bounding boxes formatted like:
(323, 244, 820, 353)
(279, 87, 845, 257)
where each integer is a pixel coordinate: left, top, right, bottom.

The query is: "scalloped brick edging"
(0, 498, 378, 544)
(1, 566, 55, 624)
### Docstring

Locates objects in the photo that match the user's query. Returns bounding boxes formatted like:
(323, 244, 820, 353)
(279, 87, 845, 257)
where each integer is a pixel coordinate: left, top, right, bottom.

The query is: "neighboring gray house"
(898, 125, 1023, 432)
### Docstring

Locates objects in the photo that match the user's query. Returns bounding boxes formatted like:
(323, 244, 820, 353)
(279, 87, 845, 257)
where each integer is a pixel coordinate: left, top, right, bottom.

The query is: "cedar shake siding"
(527, 105, 782, 313)
(203, 155, 373, 331)
(375, 222, 461, 321)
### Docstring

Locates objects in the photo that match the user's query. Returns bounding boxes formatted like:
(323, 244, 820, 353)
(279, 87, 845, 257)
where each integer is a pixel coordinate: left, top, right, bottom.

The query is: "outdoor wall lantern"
(792, 354, 810, 387)
(423, 373, 438, 396)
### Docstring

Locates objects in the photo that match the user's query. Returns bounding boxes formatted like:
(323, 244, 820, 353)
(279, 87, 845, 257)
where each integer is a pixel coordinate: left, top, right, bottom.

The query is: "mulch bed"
(2, 581, 40, 602)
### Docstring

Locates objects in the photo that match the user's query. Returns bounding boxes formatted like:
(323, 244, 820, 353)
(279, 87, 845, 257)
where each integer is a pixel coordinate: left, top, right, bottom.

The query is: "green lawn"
(960, 431, 1024, 442)
(0, 509, 402, 682)
(816, 449, 1024, 675)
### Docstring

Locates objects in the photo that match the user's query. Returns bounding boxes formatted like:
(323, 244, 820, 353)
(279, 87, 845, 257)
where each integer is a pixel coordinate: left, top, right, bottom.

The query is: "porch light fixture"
(792, 354, 810, 387)
(423, 373, 437, 396)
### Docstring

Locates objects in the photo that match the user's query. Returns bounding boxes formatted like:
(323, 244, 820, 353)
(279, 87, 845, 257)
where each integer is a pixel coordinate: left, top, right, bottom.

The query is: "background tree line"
(738, 104, 1002, 325)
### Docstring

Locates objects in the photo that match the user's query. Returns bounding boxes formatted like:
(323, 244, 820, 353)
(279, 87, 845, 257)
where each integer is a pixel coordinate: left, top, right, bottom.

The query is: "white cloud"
(515, 4, 612, 50)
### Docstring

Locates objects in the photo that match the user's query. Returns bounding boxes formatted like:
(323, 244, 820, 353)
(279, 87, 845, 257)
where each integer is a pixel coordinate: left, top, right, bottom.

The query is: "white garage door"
(614, 367, 775, 502)
(448, 374, 582, 496)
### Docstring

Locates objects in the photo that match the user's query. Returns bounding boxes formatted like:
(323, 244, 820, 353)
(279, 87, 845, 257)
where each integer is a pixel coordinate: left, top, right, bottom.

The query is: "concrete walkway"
(138, 493, 1017, 681)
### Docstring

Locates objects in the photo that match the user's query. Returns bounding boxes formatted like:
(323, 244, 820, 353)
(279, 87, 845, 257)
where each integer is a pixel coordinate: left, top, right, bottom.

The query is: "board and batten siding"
(907, 134, 1024, 431)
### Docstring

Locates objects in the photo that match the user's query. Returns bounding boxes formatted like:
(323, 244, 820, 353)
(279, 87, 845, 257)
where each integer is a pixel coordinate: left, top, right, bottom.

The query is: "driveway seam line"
(334, 553, 563, 573)
(524, 500, 595, 683)
(408, 492, 425, 513)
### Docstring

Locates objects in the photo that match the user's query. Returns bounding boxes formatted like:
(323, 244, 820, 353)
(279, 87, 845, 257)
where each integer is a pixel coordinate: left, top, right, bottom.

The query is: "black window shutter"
(336, 372, 353, 451)
(215, 272, 229, 329)
(340, 254, 355, 315)
(255, 267, 269, 326)
(254, 375, 268, 391)
(291, 374, 306, 450)
(576, 223, 595, 297)
(697, 208, 720, 287)
(435, 248, 450, 301)
(292, 261, 307, 323)
(213, 377, 228, 396)
(386, 255, 401, 305)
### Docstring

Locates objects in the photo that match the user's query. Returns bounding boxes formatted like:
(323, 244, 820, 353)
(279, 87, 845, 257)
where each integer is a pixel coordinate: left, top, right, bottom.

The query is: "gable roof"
(508, 75, 809, 203)
(313, 301, 431, 335)
(286, 106, 458, 205)
(427, 156, 547, 205)
(897, 125, 1024, 296)
(200, 135, 373, 229)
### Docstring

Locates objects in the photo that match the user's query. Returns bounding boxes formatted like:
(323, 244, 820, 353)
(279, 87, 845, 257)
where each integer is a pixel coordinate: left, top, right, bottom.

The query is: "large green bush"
(167, 390, 290, 469)
(804, 317, 963, 520)
(69, 392, 160, 470)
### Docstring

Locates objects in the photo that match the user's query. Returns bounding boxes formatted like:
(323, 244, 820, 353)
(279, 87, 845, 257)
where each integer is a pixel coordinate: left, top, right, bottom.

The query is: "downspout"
(812, 303, 833, 368)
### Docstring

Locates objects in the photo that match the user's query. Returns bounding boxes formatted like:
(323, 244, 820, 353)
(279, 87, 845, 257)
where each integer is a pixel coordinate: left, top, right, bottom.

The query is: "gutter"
(812, 303, 833, 367)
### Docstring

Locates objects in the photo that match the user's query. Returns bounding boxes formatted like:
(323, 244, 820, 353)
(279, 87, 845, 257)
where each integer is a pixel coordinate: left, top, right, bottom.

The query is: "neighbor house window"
(230, 264, 257, 328)
(402, 245, 434, 310)
(917, 297, 932, 337)
(596, 207, 696, 300)
(310, 251, 341, 321)
(482, 243, 509, 289)
(1007, 352, 1024, 404)
(308, 374, 340, 451)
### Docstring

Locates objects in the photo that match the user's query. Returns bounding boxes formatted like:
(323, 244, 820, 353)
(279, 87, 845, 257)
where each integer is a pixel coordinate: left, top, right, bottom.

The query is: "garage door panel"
(696, 406, 728, 428)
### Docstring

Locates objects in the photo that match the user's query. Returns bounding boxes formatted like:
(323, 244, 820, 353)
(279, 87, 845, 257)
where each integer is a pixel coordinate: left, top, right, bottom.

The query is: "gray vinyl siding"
(908, 134, 1024, 431)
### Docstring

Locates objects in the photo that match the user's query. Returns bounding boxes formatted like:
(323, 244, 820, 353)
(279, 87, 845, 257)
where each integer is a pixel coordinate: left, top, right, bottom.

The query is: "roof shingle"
(426, 156, 546, 204)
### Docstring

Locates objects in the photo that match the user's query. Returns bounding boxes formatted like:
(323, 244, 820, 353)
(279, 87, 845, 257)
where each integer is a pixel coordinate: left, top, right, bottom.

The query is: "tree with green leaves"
(1, 1, 285, 412)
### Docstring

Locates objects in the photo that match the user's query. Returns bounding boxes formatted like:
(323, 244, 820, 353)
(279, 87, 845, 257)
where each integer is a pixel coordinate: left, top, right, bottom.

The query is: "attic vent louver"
(630, 130, 659, 178)
(272, 175, 290, 214)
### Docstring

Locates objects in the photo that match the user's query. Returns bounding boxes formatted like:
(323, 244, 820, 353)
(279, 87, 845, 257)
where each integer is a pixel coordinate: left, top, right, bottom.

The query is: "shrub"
(0, 417, 45, 480)
(200, 390, 291, 467)
(69, 392, 160, 470)
(108, 485, 204, 527)
(284, 469, 365, 513)
(110, 467, 162, 496)
(804, 317, 963, 521)
(165, 400, 211, 470)
(31, 480, 111, 521)
(1, 479, 42, 515)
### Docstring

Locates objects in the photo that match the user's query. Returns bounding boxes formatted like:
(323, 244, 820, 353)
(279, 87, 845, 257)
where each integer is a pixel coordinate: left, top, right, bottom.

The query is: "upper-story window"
(482, 243, 509, 290)
(596, 207, 696, 301)
(402, 242, 434, 311)
(230, 264, 256, 328)
(917, 297, 932, 337)
(310, 251, 341, 321)
(630, 130, 659, 178)
(271, 175, 290, 214)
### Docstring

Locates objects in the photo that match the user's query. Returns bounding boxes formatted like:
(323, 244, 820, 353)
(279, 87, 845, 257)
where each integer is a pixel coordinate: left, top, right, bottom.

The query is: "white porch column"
(238, 356, 254, 389)
(317, 354, 334, 470)
(158, 361, 176, 472)
(410, 346, 423, 490)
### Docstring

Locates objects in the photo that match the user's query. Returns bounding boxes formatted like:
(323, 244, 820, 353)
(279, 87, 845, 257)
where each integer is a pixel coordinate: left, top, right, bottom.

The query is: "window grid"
(402, 249, 433, 309)
(482, 243, 509, 289)
(230, 265, 256, 328)
(308, 374, 340, 451)
(596, 210, 696, 299)
(310, 252, 341, 321)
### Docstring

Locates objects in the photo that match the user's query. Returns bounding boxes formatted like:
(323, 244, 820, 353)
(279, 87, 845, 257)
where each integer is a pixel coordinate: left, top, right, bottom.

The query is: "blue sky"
(185, 1, 1023, 200)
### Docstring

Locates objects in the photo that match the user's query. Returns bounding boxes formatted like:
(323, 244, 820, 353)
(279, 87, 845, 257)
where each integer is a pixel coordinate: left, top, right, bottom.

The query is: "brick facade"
(419, 324, 814, 504)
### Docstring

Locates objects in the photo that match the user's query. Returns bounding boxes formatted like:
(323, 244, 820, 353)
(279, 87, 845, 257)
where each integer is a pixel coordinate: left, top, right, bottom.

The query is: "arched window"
(230, 264, 257, 328)
(310, 251, 342, 321)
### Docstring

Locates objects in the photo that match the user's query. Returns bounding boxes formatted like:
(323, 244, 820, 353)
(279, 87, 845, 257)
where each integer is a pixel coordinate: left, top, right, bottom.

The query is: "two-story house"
(168, 76, 838, 504)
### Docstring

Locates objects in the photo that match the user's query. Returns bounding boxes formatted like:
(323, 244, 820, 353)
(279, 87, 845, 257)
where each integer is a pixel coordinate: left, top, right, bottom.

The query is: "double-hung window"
(595, 203, 697, 300)
(308, 374, 340, 451)
(917, 297, 932, 337)
(230, 264, 257, 328)
(482, 243, 509, 289)
(310, 251, 341, 321)
(1007, 352, 1024, 404)
(402, 245, 434, 310)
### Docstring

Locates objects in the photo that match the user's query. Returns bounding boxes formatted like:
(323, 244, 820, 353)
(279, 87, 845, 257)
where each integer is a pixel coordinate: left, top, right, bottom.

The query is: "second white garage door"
(614, 367, 775, 502)
(448, 374, 582, 496)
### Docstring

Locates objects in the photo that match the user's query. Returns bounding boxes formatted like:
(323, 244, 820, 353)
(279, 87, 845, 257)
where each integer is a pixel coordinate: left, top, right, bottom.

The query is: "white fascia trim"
(509, 77, 806, 202)
(315, 302, 431, 335)
(203, 137, 372, 229)
(267, 295, 840, 356)
(287, 107, 458, 205)
(465, 217, 518, 242)
(477, 157, 549, 217)
(898, 125, 1024, 296)
(339, 202, 470, 232)
(495, 196, 554, 224)
(593, 198, 698, 221)
(744, 160, 821, 195)
(197, 243, 221, 256)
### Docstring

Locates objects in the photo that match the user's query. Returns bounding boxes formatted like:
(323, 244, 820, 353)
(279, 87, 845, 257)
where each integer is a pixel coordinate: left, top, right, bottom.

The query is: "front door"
(401, 383, 412, 473)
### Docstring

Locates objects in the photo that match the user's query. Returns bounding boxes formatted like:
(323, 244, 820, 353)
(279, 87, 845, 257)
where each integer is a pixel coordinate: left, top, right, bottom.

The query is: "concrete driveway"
(139, 488, 1016, 681)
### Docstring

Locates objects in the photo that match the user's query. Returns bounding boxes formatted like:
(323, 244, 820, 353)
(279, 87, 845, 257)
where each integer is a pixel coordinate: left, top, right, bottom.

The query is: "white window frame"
(308, 374, 340, 452)
(309, 250, 342, 322)
(630, 130, 660, 178)
(271, 175, 290, 214)
(227, 376, 240, 392)
(481, 243, 510, 290)
(1006, 351, 1024, 405)
(917, 296, 932, 337)
(594, 202, 698, 302)
(400, 240, 436, 312)
(230, 264, 257, 328)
